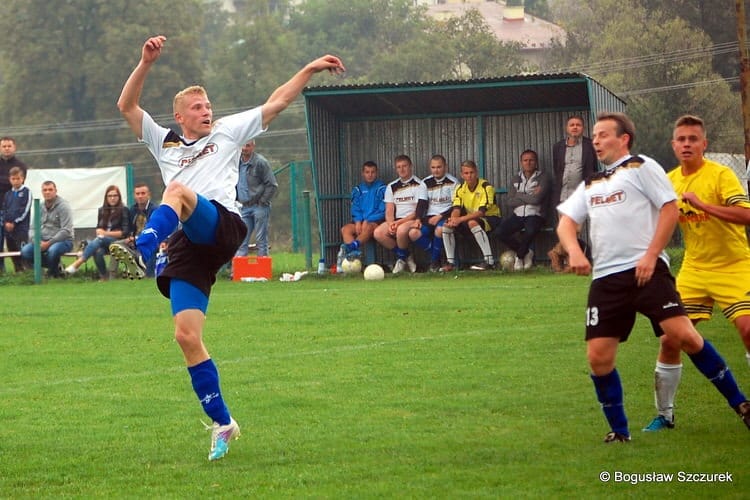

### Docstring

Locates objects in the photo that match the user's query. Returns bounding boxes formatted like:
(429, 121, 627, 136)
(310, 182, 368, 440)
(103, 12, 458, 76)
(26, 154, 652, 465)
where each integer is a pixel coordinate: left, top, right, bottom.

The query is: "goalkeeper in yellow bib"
(643, 115, 750, 432)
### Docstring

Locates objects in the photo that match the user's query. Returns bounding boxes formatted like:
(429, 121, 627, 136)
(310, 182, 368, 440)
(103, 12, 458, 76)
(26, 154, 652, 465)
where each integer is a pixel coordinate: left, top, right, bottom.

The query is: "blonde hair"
(173, 85, 208, 113)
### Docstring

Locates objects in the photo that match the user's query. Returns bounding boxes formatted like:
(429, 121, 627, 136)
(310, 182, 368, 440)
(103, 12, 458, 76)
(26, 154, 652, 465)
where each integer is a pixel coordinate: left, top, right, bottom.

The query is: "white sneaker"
(406, 255, 417, 273)
(513, 257, 523, 272)
(392, 259, 406, 274)
(65, 264, 77, 275)
(204, 417, 241, 461)
(523, 250, 534, 270)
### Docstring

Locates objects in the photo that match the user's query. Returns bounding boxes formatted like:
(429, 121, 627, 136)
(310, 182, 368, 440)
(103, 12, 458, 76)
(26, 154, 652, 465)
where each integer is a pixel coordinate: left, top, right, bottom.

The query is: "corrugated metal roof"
(304, 73, 621, 119)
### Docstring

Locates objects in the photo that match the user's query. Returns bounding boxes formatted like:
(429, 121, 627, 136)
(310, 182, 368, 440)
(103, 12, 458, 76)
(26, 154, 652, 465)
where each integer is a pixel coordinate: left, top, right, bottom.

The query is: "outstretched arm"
(262, 55, 345, 129)
(117, 35, 166, 139)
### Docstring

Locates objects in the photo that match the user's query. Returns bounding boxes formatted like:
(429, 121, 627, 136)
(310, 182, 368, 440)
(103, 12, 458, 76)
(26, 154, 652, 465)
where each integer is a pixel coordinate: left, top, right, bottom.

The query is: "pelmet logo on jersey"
(394, 195, 416, 203)
(178, 143, 218, 168)
(590, 190, 625, 207)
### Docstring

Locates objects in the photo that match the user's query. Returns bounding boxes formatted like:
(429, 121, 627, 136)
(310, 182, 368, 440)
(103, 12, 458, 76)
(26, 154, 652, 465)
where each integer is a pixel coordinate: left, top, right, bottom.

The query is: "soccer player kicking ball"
(111, 35, 344, 460)
(556, 111, 750, 443)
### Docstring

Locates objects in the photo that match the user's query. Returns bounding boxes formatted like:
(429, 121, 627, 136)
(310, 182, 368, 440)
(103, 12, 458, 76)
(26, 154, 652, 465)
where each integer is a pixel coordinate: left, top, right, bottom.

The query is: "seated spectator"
(442, 160, 501, 271)
(373, 154, 428, 273)
(111, 182, 158, 276)
(21, 180, 74, 277)
(493, 149, 552, 271)
(66, 185, 130, 280)
(337, 161, 386, 266)
(2, 166, 32, 272)
(407, 154, 458, 271)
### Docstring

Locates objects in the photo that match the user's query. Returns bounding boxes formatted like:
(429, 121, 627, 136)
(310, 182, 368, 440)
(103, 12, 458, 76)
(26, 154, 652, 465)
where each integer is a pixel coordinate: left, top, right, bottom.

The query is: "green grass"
(1, 253, 747, 498)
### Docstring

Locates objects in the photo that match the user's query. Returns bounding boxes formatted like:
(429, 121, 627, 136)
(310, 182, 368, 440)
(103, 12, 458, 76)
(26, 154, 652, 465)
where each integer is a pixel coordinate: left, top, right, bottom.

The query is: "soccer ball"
(500, 250, 516, 271)
(341, 258, 363, 274)
(363, 263, 385, 281)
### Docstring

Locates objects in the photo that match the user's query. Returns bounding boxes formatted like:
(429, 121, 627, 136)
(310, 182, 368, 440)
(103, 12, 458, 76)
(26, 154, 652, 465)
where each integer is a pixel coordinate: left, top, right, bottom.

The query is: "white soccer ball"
(341, 258, 363, 274)
(363, 263, 385, 281)
(500, 250, 516, 271)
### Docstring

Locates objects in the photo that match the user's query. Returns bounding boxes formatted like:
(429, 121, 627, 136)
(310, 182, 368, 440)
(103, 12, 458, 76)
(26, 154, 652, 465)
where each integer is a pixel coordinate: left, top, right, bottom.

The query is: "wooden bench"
(0, 251, 79, 258)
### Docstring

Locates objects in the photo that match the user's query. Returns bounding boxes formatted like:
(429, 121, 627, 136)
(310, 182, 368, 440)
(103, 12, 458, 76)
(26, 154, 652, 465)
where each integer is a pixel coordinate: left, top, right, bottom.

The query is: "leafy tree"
(546, 0, 741, 164)
(0, 0, 206, 170)
(429, 9, 526, 78)
(638, 0, 738, 80)
(289, 0, 429, 79)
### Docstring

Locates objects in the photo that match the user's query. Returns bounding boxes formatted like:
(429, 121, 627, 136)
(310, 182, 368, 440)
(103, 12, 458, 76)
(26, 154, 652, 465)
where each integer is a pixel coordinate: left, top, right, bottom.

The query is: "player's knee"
(174, 326, 200, 349)
(658, 333, 682, 360)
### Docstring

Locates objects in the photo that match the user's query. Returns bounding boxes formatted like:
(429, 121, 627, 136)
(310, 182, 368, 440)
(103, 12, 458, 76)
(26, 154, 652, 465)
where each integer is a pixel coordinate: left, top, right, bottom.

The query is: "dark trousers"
(493, 214, 545, 258)
(5, 228, 27, 272)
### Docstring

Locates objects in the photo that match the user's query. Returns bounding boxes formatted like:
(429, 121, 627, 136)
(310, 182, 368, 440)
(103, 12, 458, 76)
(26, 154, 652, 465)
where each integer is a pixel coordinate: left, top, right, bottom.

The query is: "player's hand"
(681, 192, 704, 210)
(634, 254, 657, 287)
(142, 35, 166, 64)
(308, 55, 346, 76)
(567, 252, 591, 276)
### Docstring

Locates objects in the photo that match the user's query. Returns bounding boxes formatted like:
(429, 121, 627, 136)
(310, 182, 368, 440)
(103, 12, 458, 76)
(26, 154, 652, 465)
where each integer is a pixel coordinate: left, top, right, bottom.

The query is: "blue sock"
(415, 233, 432, 252)
(136, 204, 179, 262)
(591, 369, 629, 436)
(394, 247, 408, 260)
(431, 237, 443, 262)
(689, 340, 747, 408)
(188, 359, 231, 425)
(346, 240, 361, 253)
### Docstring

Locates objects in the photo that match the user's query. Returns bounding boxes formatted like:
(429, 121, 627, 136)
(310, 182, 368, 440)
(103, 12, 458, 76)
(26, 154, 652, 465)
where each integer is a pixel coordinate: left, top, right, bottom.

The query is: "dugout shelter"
(303, 73, 625, 267)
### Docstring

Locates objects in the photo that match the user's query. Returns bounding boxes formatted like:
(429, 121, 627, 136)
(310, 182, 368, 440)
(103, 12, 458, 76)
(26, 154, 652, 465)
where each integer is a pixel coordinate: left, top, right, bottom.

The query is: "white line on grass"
(2, 328, 513, 395)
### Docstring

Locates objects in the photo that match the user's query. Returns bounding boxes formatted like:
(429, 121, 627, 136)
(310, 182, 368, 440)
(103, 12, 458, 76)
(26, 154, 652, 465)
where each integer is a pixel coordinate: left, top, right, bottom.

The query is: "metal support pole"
(302, 190, 313, 270)
(33, 198, 42, 284)
(736, 0, 750, 190)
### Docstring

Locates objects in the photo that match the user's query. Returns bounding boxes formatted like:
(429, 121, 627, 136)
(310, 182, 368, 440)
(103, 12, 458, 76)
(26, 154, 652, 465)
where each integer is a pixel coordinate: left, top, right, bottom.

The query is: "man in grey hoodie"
(21, 180, 74, 277)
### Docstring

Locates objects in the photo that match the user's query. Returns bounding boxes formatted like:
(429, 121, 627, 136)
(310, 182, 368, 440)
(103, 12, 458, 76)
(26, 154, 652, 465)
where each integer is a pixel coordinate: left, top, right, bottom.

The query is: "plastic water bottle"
(317, 258, 326, 274)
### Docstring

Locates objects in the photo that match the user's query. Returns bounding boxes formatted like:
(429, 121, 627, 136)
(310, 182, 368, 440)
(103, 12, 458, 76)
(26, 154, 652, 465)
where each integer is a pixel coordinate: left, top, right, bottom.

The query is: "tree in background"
(0, 0, 206, 173)
(546, 0, 741, 165)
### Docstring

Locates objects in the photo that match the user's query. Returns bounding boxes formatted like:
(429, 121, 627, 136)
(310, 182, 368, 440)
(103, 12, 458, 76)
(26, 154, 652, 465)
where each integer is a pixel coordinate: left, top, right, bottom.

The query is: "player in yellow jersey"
(644, 115, 750, 432)
(441, 160, 501, 271)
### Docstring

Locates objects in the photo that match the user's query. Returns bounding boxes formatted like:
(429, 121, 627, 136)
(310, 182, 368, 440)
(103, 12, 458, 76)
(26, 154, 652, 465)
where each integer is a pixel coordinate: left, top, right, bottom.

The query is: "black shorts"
(585, 259, 686, 341)
(157, 201, 247, 299)
(455, 214, 501, 234)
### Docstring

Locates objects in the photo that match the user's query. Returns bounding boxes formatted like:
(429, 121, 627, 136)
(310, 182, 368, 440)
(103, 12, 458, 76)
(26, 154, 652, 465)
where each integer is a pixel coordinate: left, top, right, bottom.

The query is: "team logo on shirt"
(678, 207, 709, 223)
(394, 194, 416, 203)
(590, 190, 625, 207)
(178, 143, 218, 168)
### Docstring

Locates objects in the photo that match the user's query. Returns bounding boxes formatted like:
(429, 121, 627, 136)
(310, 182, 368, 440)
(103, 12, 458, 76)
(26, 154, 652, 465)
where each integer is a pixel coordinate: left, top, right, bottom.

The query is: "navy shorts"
(585, 259, 686, 341)
(157, 200, 247, 299)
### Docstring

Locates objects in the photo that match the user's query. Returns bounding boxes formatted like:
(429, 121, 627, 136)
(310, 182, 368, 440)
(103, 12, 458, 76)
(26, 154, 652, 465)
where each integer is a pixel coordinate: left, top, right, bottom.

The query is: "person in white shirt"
(557, 111, 750, 443)
(109, 34, 345, 461)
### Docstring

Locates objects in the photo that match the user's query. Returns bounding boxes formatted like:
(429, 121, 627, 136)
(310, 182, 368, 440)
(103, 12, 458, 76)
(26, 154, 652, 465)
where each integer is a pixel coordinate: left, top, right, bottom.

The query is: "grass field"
(1, 253, 747, 498)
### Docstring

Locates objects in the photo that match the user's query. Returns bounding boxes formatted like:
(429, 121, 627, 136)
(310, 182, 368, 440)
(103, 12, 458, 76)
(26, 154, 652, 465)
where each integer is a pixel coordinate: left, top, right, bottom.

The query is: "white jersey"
(140, 108, 266, 214)
(384, 175, 429, 219)
(423, 173, 459, 216)
(557, 154, 676, 279)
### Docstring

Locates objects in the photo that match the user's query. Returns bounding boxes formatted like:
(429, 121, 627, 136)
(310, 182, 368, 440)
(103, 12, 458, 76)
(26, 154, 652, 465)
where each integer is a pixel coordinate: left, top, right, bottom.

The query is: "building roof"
(424, 1, 565, 50)
(304, 73, 618, 120)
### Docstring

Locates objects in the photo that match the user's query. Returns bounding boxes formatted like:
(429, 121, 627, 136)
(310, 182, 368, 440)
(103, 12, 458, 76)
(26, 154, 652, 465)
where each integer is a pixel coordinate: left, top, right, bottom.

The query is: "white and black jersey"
(423, 174, 459, 217)
(141, 108, 266, 215)
(384, 175, 429, 219)
(557, 154, 677, 280)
